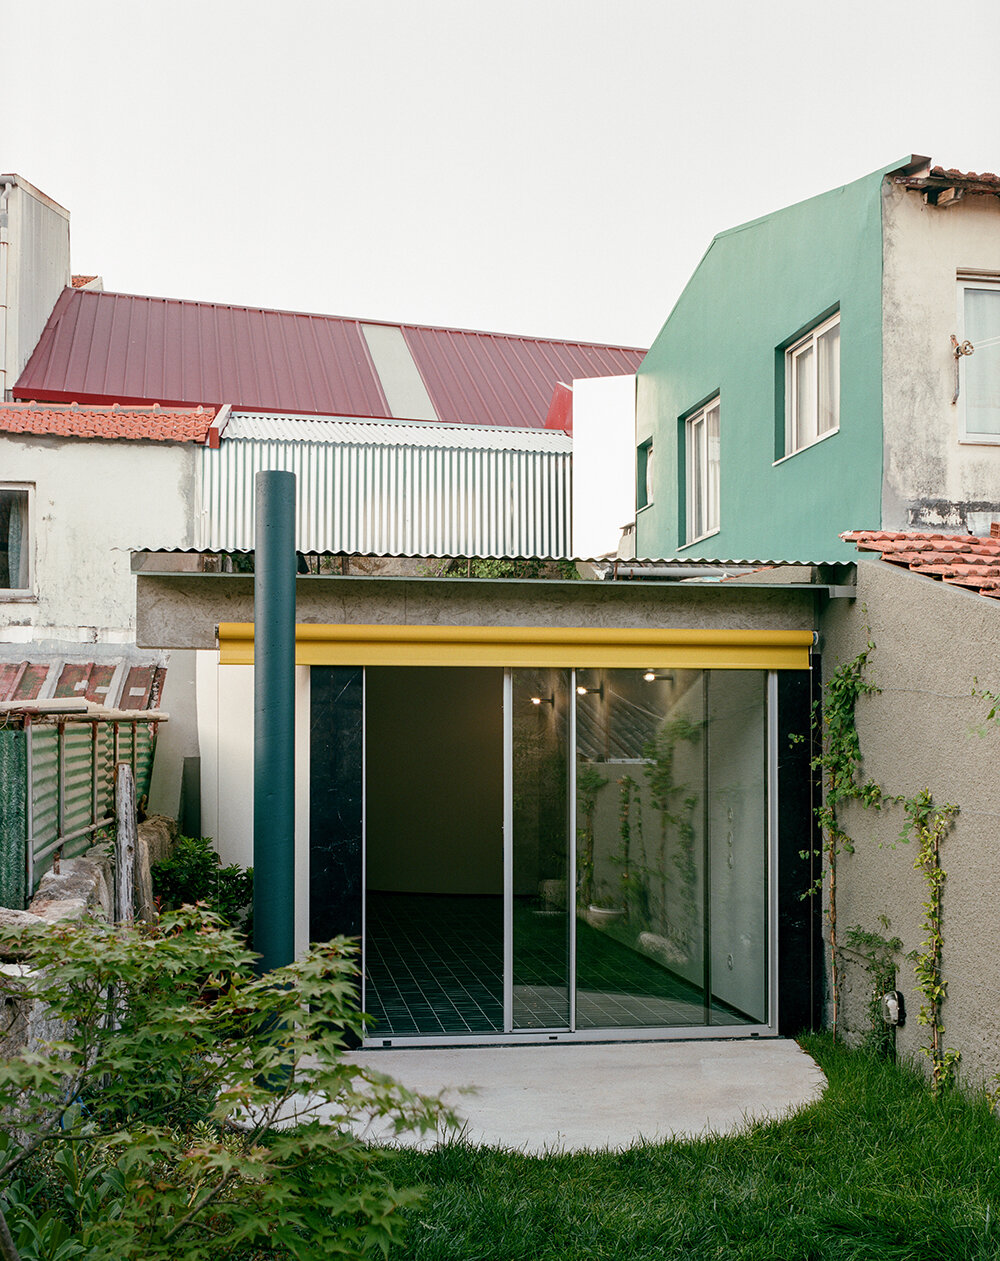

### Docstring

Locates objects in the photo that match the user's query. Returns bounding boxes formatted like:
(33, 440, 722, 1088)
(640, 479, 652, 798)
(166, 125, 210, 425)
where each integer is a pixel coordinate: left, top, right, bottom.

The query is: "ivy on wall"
(812, 637, 960, 1093)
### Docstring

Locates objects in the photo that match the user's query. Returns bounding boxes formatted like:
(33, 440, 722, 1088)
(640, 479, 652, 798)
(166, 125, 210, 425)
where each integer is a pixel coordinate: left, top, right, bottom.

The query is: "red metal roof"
(14, 288, 646, 427)
(0, 401, 214, 443)
(842, 530, 1000, 598)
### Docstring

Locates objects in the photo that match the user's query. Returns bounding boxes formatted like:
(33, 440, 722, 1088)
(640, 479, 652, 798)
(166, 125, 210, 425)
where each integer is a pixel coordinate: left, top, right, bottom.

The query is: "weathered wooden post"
(253, 470, 296, 972)
(115, 762, 136, 925)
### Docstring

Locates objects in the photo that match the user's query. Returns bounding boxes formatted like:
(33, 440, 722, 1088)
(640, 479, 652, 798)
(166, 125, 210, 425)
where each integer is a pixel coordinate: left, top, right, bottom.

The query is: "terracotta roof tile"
(842, 529, 1000, 601)
(0, 401, 214, 443)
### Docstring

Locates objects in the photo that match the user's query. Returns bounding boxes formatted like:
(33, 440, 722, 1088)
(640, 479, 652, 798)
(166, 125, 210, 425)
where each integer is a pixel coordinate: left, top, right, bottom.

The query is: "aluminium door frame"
(360, 665, 779, 1048)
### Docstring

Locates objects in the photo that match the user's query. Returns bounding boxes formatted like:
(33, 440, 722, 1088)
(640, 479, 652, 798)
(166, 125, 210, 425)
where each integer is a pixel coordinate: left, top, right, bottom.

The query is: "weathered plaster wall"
(881, 183, 1000, 531)
(0, 433, 197, 640)
(820, 559, 1000, 1086)
(635, 165, 891, 562)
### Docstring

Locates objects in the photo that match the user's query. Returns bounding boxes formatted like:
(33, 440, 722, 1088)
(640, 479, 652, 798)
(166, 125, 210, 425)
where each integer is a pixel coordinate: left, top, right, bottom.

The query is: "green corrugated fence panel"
(0, 729, 28, 909)
(30, 727, 60, 890)
(135, 725, 155, 803)
(28, 720, 157, 895)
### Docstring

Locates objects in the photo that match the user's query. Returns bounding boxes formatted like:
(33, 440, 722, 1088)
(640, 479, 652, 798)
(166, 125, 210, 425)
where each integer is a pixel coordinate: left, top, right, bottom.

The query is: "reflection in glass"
(575, 669, 767, 1029)
(511, 668, 571, 1029)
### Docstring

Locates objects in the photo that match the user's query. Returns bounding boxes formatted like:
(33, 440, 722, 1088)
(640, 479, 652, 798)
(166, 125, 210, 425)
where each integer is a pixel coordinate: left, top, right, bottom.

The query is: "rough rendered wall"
(881, 182, 1000, 531)
(820, 559, 1000, 1086)
(0, 433, 197, 641)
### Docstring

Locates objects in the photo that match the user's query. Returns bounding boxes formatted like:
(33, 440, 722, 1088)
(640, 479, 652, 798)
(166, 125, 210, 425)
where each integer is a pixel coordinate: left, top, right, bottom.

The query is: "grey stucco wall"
(820, 558, 1000, 1086)
(136, 573, 820, 649)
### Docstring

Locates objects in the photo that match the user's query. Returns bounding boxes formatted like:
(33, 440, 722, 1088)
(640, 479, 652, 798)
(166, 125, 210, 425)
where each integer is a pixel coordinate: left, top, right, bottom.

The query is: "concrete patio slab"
(346, 1037, 826, 1153)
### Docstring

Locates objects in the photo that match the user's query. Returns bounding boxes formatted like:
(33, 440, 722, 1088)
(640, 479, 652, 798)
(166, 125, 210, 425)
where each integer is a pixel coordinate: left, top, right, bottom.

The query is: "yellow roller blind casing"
(217, 623, 814, 670)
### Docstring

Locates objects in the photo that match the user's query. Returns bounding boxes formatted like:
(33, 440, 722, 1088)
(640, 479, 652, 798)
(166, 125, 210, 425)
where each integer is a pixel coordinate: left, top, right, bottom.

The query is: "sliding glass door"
(354, 664, 774, 1044)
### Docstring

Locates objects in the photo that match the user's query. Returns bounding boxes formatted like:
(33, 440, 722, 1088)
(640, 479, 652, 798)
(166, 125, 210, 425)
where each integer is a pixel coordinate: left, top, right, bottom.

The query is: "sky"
(5, 0, 1000, 350)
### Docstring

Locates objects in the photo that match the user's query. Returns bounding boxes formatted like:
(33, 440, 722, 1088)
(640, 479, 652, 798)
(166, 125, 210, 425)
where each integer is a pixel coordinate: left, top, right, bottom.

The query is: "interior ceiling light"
(642, 671, 675, 683)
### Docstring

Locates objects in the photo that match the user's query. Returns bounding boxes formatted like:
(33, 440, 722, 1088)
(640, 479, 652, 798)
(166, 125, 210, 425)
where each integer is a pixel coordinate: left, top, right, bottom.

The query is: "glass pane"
(687, 416, 704, 539)
(0, 489, 28, 590)
(965, 288, 1000, 435)
(817, 323, 840, 435)
(512, 668, 572, 1029)
(707, 672, 767, 1024)
(365, 668, 504, 1037)
(794, 344, 815, 447)
(575, 668, 768, 1030)
(706, 405, 720, 533)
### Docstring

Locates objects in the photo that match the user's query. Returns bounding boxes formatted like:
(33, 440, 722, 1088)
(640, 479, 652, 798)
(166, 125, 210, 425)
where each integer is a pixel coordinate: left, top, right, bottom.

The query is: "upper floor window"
(637, 440, 654, 510)
(0, 485, 31, 596)
(785, 313, 840, 455)
(958, 279, 1000, 443)
(685, 397, 720, 543)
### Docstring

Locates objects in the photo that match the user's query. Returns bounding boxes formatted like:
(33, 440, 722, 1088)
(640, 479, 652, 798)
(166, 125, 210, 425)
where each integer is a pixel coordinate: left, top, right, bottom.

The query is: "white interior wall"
(197, 655, 311, 957)
(570, 374, 637, 558)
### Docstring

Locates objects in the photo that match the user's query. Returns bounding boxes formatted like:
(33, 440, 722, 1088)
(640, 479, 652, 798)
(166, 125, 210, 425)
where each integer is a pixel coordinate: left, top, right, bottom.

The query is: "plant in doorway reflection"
(576, 764, 608, 909)
(643, 717, 702, 952)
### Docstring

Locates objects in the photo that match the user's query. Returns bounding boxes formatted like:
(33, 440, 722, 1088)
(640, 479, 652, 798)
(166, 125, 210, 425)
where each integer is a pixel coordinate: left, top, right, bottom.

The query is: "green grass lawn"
(383, 1035, 1000, 1261)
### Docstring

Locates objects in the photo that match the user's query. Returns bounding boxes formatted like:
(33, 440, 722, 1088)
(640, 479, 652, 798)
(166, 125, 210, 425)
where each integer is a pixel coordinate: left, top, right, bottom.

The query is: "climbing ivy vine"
(902, 789, 960, 1094)
(813, 637, 960, 1089)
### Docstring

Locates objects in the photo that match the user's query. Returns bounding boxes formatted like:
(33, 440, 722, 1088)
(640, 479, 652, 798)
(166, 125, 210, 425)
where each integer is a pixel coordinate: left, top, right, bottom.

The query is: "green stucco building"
(633, 156, 1000, 561)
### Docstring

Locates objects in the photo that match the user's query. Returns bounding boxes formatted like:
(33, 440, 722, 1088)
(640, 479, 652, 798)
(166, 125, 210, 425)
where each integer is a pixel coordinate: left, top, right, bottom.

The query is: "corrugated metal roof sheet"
(225, 411, 572, 452)
(196, 433, 571, 558)
(15, 288, 646, 427)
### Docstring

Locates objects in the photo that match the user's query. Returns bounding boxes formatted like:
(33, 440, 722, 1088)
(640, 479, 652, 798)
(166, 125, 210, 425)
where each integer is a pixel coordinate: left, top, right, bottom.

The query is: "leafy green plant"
(0, 911, 450, 1260)
(841, 916, 902, 1059)
(575, 764, 608, 909)
(152, 834, 253, 936)
(902, 788, 960, 1094)
(807, 640, 895, 1037)
(642, 718, 701, 946)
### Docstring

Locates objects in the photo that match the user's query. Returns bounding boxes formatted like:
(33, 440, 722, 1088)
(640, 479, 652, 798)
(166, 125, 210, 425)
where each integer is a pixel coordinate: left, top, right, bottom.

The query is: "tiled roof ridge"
(63, 286, 648, 354)
(0, 401, 214, 444)
(842, 529, 1000, 600)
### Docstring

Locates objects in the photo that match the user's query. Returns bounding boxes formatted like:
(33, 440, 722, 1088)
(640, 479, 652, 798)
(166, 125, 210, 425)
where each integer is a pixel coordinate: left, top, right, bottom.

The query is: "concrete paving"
(346, 1038, 826, 1153)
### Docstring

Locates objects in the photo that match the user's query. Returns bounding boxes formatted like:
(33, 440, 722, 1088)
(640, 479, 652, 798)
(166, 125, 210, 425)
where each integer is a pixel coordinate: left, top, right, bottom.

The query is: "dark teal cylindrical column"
(253, 469, 296, 972)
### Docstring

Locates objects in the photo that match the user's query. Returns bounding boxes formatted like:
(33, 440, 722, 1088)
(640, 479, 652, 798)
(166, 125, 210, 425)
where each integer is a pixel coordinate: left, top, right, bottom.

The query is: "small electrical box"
(880, 990, 905, 1026)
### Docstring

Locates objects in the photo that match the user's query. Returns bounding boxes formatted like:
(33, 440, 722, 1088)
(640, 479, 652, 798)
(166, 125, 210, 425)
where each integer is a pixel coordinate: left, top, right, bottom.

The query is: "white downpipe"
(0, 178, 13, 401)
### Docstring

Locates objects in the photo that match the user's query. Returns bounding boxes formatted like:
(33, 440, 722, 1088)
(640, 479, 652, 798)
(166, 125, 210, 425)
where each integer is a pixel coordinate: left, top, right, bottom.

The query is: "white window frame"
(784, 312, 840, 457)
(0, 482, 34, 599)
(684, 397, 720, 545)
(957, 277, 1000, 445)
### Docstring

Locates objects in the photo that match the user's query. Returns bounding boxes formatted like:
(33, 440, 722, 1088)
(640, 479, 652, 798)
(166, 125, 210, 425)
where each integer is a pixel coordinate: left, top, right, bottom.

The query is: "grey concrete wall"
(136, 573, 820, 650)
(820, 558, 1000, 1086)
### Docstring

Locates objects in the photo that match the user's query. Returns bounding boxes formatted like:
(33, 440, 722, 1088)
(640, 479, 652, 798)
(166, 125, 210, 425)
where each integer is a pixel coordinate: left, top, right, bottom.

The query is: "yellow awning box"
(217, 623, 814, 670)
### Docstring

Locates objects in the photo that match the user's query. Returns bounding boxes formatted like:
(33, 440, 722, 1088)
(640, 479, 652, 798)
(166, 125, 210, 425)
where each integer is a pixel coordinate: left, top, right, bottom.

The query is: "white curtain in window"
(1, 490, 28, 590)
(965, 288, 1000, 435)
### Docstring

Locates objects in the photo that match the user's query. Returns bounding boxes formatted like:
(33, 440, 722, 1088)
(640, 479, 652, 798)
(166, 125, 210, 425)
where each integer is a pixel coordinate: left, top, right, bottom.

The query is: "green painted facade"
(635, 162, 903, 562)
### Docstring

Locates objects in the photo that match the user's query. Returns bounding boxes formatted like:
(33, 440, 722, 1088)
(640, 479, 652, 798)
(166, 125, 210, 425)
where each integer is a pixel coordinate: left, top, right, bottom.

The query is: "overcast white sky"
(5, 0, 1000, 349)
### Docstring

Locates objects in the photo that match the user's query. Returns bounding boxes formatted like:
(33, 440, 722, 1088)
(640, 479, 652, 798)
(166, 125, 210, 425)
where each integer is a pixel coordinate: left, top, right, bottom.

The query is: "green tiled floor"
(364, 893, 751, 1038)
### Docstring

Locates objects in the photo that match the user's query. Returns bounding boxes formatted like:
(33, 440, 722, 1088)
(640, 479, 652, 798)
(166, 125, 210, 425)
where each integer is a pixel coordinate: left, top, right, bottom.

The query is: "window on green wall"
(957, 278, 1000, 443)
(685, 397, 720, 544)
(785, 313, 840, 456)
(637, 440, 654, 510)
